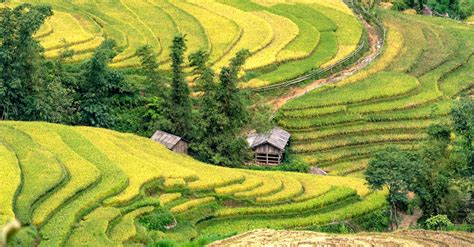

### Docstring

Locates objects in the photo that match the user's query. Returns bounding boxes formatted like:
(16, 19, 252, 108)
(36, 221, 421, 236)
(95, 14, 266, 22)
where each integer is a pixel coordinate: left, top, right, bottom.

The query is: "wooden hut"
(247, 127, 290, 165)
(151, 130, 188, 154)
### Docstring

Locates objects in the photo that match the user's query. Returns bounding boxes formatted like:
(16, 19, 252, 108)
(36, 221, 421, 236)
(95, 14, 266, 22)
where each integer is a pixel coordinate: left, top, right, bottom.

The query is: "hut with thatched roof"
(247, 127, 290, 165)
(151, 130, 188, 154)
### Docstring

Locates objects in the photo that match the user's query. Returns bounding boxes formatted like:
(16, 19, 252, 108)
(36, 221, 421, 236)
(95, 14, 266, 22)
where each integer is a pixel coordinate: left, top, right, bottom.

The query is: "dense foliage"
(0, 3, 260, 167)
(366, 97, 473, 227)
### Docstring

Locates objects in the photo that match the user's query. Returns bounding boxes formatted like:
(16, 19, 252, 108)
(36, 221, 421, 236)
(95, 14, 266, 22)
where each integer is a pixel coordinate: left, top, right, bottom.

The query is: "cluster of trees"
(136, 35, 254, 167)
(0, 3, 269, 167)
(392, 0, 474, 19)
(366, 97, 473, 229)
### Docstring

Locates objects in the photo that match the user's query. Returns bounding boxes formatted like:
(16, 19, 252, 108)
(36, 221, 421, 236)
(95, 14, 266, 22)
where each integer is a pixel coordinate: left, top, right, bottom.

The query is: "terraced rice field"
(210, 229, 474, 246)
(0, 121, 386, 246)
(277, 10, 474, 175)
(1, 0, 363, 87)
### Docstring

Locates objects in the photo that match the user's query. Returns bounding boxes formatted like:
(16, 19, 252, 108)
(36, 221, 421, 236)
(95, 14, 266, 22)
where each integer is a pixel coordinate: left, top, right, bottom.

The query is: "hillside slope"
(2, 0, 363, 89)
(277, 9, 474, 176)
(0, 121, 385, 246)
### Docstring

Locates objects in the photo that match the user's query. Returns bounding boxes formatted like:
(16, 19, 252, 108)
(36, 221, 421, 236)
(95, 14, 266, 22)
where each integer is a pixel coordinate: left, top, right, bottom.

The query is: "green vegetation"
(277, 9, 474, 175)
(0, 121, 387, 245)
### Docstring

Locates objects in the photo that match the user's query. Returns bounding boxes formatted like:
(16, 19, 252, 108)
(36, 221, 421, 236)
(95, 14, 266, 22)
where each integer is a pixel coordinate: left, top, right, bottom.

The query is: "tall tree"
(450, 97, 474, 174)
(78, 40, 133, 127)
(365, 146, 422, 229)
(0, 4, 53, 120)
(189, 49, 251, 166)
(168, 34, 192, 138)
(216, 50, 251, 131)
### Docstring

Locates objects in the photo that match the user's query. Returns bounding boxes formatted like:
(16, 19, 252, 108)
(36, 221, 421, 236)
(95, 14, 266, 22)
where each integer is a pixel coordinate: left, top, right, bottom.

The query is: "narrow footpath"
(271, 15, 383, 111)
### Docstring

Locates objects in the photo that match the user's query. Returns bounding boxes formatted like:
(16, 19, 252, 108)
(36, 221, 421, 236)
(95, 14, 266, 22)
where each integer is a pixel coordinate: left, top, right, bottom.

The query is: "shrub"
(139, 208, 175, 231)
(425, 215, 454, 230)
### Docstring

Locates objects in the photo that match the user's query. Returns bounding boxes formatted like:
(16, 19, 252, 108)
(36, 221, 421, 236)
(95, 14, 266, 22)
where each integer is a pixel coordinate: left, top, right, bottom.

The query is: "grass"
(10, 123, 100, 226)
(190, 0, 273, 70)
(10, 0, 366, 87)
(200, 192, 387, 235)
(313, 4, 363, 68)
(0, 125, 66, 225)
(170, 197, 215, 214)
(0, 144, 20, 225)
(1, 121, 385, 245)
(109, 206, 155, 243)
(243, 11, 299, 70)
(217, 187, 356, 217)
(282, 72, 419, 110)
(277, 9, 474, 172)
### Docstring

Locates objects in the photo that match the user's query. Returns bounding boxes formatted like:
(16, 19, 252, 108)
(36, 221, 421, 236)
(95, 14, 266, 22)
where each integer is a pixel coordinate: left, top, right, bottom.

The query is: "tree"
(365, 146, 422, 228)
(78, 40, 133, 127)
(450, 97, 474, 175)
(136, 45, 165, 97)
(168, 34, 193, 138)
(188, 49, 251, 167)
(0, 4, 53, 120)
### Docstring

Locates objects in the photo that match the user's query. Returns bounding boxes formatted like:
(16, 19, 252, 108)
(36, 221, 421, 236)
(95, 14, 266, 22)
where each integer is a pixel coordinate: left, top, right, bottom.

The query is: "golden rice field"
(0, 121, 386, 246)
(277, 9, 474, 176)
(1, 0, 363, 88)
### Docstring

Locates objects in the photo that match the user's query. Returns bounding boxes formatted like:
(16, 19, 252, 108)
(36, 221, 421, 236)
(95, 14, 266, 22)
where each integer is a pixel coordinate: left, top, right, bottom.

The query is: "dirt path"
(399, 208, 423, 229)
(271, 15, 383, 111)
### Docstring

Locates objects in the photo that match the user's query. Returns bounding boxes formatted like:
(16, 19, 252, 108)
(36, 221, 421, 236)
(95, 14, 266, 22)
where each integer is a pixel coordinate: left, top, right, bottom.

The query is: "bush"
(352, 207, 390, 232)
(392, 0, 409, 11)
(277, 156, 310, 173)
(425, 215, 454, 230)
(139, 209, 175, 231)
(150, 239, 177, 247)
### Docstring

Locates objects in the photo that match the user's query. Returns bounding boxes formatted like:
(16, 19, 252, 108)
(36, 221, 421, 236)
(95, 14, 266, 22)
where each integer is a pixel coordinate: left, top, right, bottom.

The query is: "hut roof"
(151, 130, 184, 149)
(247, 127, 290, 150)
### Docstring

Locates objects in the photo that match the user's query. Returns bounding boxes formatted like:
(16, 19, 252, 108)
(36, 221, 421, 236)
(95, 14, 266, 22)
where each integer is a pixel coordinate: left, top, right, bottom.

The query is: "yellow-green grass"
(243, 11, 299, 70)
(291, 119, 437, 141)
(217, 187, 356, 217)
(274, 8, 320, 62)
(109, 206, 155, 243)
(44, 36, 105, 59)
(170, 197, 215, 214)
(170, 0, 241, 64)
(0, 125, 66, 225)
(1, 121, 384, 244)
(255, 175, 303, 203)
(76, 127, 192, 205)
(282, 72, 419, 110)
(292, 133, 427, 153)
(9, 123, 100, 227)
(200, 191, 387, 235)
(0, 144, 20, 225)
(314, 4, 363, 68)
(38, 11, 97, 52)
(335, 24, 405, 87)
(190, 0, 273, 70)
(299, 143, 420, 165)
(325, 159, 369, 176)
(242, 3, 339, 88)
(150, 0, 209, 58)
(214, 175, 263, 196)
(233, 174, 283, 199)
(439, 55, 474, 97)
(159, 193, 182, 206)
(66, 207, 120, 246)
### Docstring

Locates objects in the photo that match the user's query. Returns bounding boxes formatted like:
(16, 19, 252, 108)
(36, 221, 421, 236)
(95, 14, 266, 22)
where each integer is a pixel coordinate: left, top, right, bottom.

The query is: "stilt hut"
(247, 127, 290, 165)
(151, 130, 188, 154)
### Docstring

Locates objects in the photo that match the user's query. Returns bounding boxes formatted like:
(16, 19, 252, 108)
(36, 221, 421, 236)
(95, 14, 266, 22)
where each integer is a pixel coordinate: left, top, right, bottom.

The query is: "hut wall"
(254, 144, 281, 154)
(254, 144, 283, 165)
(172, 140, 188, 154)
